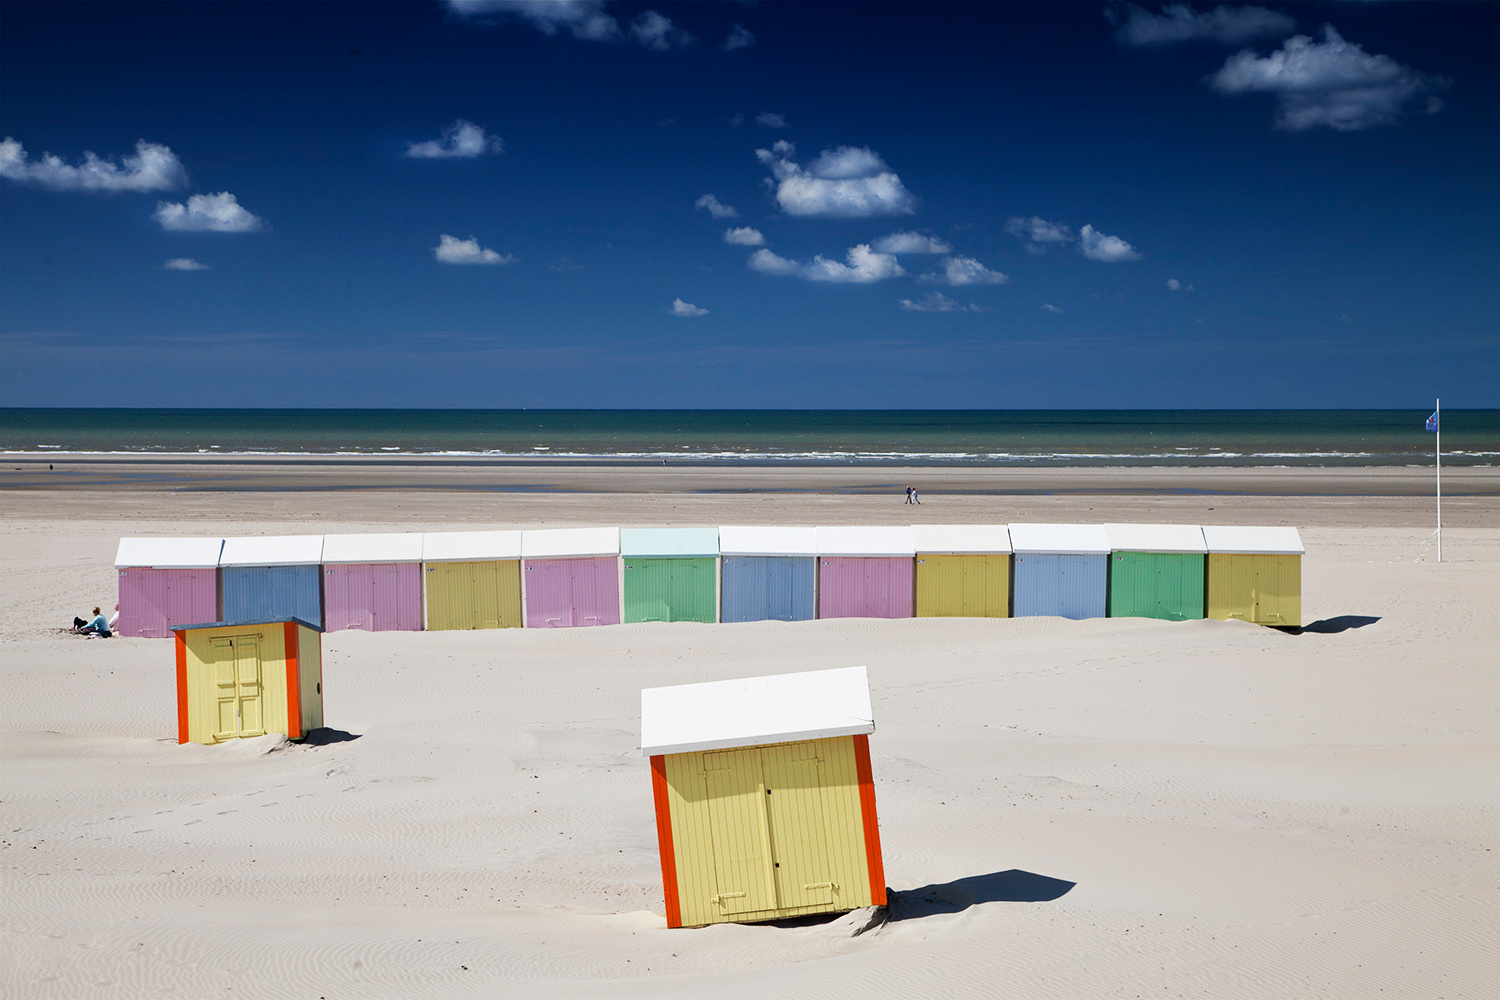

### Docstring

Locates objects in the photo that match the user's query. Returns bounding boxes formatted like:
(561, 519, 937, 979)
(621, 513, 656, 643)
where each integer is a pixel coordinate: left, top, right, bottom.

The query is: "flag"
(1426, 411, 1439, 433)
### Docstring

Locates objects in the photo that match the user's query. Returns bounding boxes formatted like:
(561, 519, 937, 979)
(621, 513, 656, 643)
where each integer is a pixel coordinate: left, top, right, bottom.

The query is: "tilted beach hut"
(321, 533, 425, 632)
(219, 535, 325, 628)
(1009, 524, 1110, 620)
(520, 527, 621, 628)
(718, 525, 818, 624)
(115, 537, 224, 638)
(173, 617, 323, 745)
(642, 665, 886, 928)
(1202, 525, 1303, 627)
(815, 526, 915, 620)
(1104, 524, 1207, 621)
(912, 524, 1012, 618)
(422, 530, 523, 630)
(621, 528, 719, 624)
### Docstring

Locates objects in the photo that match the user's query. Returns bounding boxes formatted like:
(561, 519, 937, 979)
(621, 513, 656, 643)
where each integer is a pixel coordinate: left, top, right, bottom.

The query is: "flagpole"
(1436, 397, 1442, 563)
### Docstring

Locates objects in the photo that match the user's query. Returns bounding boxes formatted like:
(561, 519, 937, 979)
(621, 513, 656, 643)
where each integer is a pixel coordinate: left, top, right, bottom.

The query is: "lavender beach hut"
(1009, 524, 1110, 620)
(321, 533, 425, 632)
(521, 527, 621, 628)
(815, 526, 915, 620)
(115, 537, 224, 638)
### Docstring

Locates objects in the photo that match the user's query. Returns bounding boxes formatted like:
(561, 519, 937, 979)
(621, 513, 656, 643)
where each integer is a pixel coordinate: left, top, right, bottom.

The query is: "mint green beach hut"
(1104, 524, 1207, 621)
(621, 528, 719, 624)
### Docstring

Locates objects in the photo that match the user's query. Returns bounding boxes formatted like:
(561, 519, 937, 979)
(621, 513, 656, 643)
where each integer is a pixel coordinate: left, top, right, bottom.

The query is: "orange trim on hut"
(650, 754, 682, 928)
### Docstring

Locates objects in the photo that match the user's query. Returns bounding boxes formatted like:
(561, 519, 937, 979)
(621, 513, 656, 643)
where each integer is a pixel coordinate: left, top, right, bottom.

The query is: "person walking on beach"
(911, 487, 920, 504)
(905, 486, 913, 504)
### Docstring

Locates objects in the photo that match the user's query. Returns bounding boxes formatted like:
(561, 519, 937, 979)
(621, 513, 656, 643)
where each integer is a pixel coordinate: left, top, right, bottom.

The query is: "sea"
(1, 409, 1496, 467)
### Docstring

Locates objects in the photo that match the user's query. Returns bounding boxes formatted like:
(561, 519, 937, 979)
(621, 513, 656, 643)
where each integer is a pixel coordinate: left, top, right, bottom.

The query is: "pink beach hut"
(815, 526, 916, 620)
(320, 533, 424, 632)
(114, 537, 224, 638)
(521, 527, 621, 628)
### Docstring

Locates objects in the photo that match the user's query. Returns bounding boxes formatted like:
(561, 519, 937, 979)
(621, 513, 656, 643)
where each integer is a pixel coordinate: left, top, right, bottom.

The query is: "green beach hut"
(621, 528, 719, 624)
(1104, 524, 1207, 621)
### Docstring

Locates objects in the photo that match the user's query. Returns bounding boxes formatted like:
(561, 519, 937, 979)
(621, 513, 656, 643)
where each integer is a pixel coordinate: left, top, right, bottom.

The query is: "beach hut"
(718, 525, 818, 624)
(520, 527, 621, 628)
(912, 524, 1012, 618)
(218, 535, 325, 628)
(1202, 526, 1304, 627)
(641, 665, 886, 928)
(321, 533, 424, 632)
(1104, 524, 1207, 621)
(422, 530, 523, 630)
(621, 528, 719, 624)
(1008, 524, 1110, 620)
(815, 526, 915, 620)
(172, 617, 323, 745)
(114, 537, 224, 638)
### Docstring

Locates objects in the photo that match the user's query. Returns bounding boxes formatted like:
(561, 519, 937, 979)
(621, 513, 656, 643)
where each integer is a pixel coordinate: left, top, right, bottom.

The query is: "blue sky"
(2, 1, 1495, 408)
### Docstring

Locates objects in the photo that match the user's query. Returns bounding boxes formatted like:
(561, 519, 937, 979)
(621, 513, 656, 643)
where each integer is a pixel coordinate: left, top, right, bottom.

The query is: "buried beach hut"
(1008, 523, 1110, 620)
(321, 533, 425, 633)
(219, 535, 325, 629)
(718, 525, 818, 624)
(521, 527, 621, 628)
(1202, 525, 1304, 627)
(912, 524, 1012, 618)
(422, 530, 523, 631)
(621, 528, 719, 625)
(1104, 524, 1207, 622)
(173, 617, 323, 745)
(642, 665, 886, 928)
(115, 537, 224, 638)
(815, 526, 915, 620)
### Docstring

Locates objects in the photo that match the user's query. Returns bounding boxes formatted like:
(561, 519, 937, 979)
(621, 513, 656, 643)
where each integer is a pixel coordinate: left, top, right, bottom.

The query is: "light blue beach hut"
(1009, 524, 1110, 620)
(219, 535, 325, 628)
(718, 525, 818, 623)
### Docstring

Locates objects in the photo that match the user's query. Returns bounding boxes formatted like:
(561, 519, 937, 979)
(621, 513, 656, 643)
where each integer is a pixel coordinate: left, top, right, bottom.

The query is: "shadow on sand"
(1273, 615, 1381, 636)
(851, 869, 1077, 935)
(296, 728, 362, 746)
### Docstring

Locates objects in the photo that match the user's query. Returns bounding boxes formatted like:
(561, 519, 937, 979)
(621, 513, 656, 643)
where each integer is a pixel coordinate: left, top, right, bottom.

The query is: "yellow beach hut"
(641, 665, 886, 928)
(1201, 525, 1304, 627)
(421, 530, 523, 630)
(173, 617, 324, 745)
(912, 524, 1013, 618)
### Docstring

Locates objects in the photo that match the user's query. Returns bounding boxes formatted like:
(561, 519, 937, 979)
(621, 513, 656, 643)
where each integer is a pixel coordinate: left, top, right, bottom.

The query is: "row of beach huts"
(116, 522, 1305, 638)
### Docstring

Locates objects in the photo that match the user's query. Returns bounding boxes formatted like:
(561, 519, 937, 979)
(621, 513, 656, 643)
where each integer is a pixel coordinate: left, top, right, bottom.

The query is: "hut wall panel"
(221, 565, 322, 628)
(1013, 553, 1107, 619)
(1108, 552, 1205, 621)
(1206, 554, 1300, 626)
(323, 563, 423, 632)
(817, 557, 913, 620)
(720, 556, 816, 623)
(522, 557, 621, 628)
(117, 567, 218, 638)
(915, 554, 1011, 618)
(424, 560, 522, 630)
(296, 624, 323, 733)
(623, 557, 717, 624)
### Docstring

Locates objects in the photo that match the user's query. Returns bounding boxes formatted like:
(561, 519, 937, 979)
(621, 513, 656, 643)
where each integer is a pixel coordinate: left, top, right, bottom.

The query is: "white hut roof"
(911, 524, 1013, 555)
(421, 530, 522, 563)
(815, 526, 916, 557)
(521, 526, 620, 559)
(620, 527, 720, 558)
(1104, 524, 1207, 554)
(1007, 523, 1111, 555)
(218, 535, 325, 567)
(641, 665, 874, 757)
(320, 532, 424, 564)
(114, 537, 224, 569)
(718, 525, 819, 557)
(1201, 526, 1305, 555)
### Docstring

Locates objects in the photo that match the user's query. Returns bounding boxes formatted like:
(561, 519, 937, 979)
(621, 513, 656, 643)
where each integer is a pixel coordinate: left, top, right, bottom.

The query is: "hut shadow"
(855, 869, 1076, 935)
(296, 728, 362, 746)
(1273, 615, 1381, 636)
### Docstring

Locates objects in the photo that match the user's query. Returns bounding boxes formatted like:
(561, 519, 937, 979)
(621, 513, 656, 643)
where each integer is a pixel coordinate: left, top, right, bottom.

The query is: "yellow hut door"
(762, 743, 837, 908)
(211, 635, 265, 741)
(702, 748, 778, 916)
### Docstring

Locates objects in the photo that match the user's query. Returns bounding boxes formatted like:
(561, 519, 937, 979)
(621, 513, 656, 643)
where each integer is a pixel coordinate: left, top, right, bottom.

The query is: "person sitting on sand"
(76, 607, 111, 637)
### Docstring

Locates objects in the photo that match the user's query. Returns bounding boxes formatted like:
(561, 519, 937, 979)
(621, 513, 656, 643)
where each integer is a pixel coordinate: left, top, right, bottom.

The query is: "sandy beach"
(2, 465, 1496, 998)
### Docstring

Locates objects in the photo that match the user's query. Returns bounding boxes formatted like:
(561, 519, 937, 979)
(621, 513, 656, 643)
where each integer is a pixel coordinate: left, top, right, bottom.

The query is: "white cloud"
(723, 24, 755, 51)
(154, 192, 267, 232)
(900, 291, 982, 313)
(724, 226, 765, 246)
(405, 120, 503, 159)
(747, 248, 801, 276)
(748, 244, 904, 283)
(445, 1, 693, 49)
(755, 141, 916, 218)
(670, 298, 709, 317)
(695, 193, 738, 219)
(164, 258, 209, 271)
(1005, 215, 1075, 253)
(1041, 303, 1064, 314)
(873, 231, 952, 254)
(630, 10, 693, 50)
(0, 137, 186, 192)
(1210, 25, 1446, 131)
(434, 234, 515, 265)
(1079, 224, 1141, 262)
(755, 112, 787, 128)
(1167, 278, 1195, 291)
(923, 256, 1009, 286)
(1111, 3, 1295, 47)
